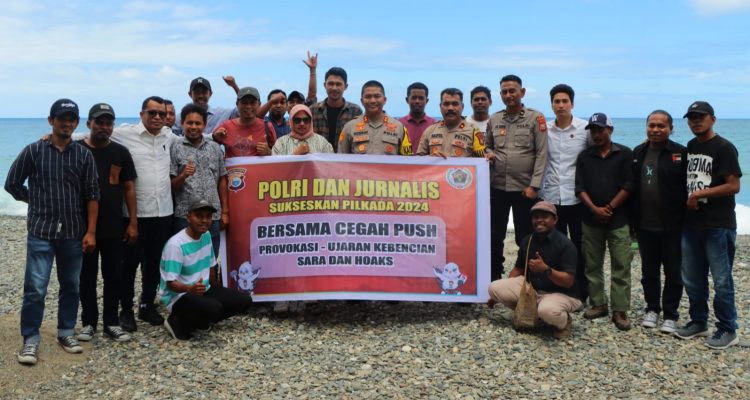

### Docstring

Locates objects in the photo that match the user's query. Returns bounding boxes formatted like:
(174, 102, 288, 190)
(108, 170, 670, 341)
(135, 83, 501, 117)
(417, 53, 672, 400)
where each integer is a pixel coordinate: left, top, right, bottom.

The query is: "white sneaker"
(660, 319, 678, 334)
(642, 311, 658, 328)
(77, 325, 95, 342)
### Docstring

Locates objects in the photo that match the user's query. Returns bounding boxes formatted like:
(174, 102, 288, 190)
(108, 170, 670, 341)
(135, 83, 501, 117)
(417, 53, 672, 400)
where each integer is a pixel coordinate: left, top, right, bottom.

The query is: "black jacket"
(631, 139, 687, 230)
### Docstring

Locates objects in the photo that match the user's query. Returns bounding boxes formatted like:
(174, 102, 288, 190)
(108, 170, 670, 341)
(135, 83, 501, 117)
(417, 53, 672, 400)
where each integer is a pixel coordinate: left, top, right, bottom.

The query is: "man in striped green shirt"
(159, 199, 253, 340)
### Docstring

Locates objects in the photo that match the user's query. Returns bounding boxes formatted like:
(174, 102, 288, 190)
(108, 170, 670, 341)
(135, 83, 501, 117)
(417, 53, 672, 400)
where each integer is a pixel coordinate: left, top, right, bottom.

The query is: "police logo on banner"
(228, 167, 247, 192)
(445, 167, 473, 189)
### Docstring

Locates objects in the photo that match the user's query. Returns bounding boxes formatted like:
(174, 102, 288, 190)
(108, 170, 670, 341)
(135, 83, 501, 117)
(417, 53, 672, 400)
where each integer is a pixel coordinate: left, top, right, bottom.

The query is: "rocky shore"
(0, 215, 747, 399)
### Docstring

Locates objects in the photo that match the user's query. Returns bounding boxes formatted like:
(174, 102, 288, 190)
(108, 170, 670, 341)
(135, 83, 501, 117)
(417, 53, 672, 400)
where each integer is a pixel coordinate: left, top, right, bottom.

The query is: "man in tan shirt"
(417, 88, 484, 158)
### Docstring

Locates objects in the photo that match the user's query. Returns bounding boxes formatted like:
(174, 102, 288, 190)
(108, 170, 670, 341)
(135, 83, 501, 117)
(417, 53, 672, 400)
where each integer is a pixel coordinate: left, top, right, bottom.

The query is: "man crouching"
(487, 201, 582, 339)
(159, 199, 253, 340)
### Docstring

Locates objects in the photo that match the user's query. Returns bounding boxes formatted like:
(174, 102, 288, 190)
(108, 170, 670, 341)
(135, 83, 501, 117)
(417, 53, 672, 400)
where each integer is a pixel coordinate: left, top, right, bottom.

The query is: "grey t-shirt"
(639, 147, 664, 231)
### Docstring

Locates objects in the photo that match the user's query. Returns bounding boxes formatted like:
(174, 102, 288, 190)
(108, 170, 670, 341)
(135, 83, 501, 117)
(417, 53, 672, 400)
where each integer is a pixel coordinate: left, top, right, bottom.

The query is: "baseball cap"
(50, 99, 79, 119)
(585, 113, 613, 130)
(530, 201, 557, 217)
(190, 77, 212, 92)
(188, 199, 217, 213)
(288, 91, 306, 103)
(237, 87, 261, 101)
(88, 103, 116, 120)
(683, 101, 714, 118)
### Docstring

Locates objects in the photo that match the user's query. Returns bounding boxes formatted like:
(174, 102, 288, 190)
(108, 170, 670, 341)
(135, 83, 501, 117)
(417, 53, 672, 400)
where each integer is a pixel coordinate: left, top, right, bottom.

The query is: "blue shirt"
(264, 115, 291, 138)
(5, 139, 99, 240)
(172, 105, 239, 136)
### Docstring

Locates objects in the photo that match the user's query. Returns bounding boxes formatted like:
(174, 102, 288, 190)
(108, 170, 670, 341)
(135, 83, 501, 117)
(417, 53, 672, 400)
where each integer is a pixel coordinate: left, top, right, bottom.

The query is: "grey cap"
(188, 199, 217, 213)
(88, 103, 116, 120)
(237, 86, 260, 101)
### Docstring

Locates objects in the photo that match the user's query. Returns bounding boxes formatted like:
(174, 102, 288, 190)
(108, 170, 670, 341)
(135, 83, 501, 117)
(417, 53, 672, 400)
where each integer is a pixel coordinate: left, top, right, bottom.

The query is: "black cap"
(683, 101, 714, 118)
(50, 99, 79, 119)
(88, 103, 116, 120)
(288, 91, 306, 103)
(188, 199, 217, 213)
(190, 77, 212, 92)
(584, 113, 613, 130)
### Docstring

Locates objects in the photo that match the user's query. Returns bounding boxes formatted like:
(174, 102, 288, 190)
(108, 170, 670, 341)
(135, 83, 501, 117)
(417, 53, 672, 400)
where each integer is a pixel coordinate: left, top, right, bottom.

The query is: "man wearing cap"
(159, 199, 253, 341)
(6, 99, 99, 365)
(674, 101, 742, 350)
(76, 103, 138, 343)
(416, 88, 485, 158)
(487, 201, 581, 339)
(338, 80, 412, 155)
(173, 77, 239, 136)
(575, 113, 634, 331)
(212, 87, 277, 158)
(398, 82, 436, 146)
(484, 74, 549, 281)
(311, 67, 363, 152)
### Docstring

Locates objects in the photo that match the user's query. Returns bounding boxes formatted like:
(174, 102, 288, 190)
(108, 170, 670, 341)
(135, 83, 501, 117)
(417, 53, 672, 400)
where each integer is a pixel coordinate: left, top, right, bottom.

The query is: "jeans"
(681, 226, 738, 333)
(171, 285, 252, 335)
(21, 235, 83, 344)
(121, 216, 173, 310)
(80, 235, 124, 329)
(582, 223, 633, 311)
(490, 189, 535, 281)
(555, 203, 587, 302)
(637, 228, 683, 320)
(173, 217, 221, 258)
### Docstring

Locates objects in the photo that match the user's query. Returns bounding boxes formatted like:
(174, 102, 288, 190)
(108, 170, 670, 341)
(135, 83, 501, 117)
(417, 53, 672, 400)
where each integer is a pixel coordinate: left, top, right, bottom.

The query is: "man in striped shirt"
(159, 199, 253, 340)
(5, 99, 99, 365)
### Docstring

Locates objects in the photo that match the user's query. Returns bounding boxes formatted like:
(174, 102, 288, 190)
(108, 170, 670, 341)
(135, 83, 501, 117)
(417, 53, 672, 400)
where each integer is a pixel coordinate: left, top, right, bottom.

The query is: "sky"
(1, 0, 749, 119)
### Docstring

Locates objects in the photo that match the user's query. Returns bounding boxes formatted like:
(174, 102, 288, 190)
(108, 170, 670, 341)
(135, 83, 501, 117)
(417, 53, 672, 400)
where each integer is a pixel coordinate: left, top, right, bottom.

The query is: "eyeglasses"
(293, 117, 311, 124)
(145, 110, 167, 118)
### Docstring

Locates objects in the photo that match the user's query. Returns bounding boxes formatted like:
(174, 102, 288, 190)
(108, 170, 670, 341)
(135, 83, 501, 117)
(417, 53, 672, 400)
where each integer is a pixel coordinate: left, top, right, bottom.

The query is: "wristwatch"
(544, 266, 552, 276)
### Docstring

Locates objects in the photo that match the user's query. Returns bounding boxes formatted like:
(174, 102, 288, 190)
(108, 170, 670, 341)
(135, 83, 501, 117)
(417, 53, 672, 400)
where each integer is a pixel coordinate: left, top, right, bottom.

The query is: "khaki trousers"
(488, 276, 582, 329)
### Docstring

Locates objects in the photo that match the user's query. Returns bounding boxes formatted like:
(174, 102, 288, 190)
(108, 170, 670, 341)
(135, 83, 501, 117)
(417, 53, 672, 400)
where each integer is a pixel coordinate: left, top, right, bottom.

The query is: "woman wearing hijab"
(272, 104, 333, 155)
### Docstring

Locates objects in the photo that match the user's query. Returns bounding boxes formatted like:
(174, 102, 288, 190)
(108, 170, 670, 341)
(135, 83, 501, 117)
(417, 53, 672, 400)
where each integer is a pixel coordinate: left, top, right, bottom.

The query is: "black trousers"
(121, 216, 173, 309)
(80, 235, 123, 328)
(637, 228, 683, 320)
(489, 189, 535, 281)
(555, 203, 588, 302)
(171, 285, 253, 334)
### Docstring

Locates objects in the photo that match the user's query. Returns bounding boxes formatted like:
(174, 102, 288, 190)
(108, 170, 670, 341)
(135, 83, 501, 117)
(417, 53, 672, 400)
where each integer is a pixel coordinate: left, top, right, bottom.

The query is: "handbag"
(512, 235, 539, 330)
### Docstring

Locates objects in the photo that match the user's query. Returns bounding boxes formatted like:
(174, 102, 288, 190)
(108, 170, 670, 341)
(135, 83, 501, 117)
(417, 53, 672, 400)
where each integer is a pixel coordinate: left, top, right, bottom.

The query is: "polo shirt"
(574, 142, 634, 228)
(398, 114, 436, 146)
(514, 229, 578, 298)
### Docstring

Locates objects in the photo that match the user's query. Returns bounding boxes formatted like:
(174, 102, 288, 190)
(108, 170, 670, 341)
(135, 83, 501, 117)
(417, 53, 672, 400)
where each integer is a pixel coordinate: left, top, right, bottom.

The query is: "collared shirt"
(311, 98, 363, 152)
(540, 117, 589, 205)
(514, 229, 578, 298)
(5, 140, 99, 240)
(575, 142, 634, 228)
(338, 115, 412, 155)
(398, 114, 436, 146)
(173, 105, 239, 136)
(264, 115, 292, 138)
(112, 122, 178, 218)
(416, 120, 485, 157)
(170, 137, 226, 220)
(485, 106, 549, 191)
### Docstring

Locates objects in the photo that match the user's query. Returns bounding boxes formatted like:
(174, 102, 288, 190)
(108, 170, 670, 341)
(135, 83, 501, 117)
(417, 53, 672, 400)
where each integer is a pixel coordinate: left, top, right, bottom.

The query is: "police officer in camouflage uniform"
(417, 88, 485, 158)
(338, 80, 412, 156)
(485, 74, 549, 281)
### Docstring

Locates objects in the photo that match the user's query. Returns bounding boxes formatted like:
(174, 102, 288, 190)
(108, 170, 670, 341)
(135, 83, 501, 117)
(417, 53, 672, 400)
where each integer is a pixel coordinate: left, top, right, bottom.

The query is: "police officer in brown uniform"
(417, 88, 485, 158)
(485, 74, 549, 281)
(338, 80, 412, 156)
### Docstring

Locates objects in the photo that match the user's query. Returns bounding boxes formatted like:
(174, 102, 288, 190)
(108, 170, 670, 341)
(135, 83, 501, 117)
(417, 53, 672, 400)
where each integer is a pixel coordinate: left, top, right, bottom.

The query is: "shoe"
(660, 319, 678, 334)
(17, 342, 39, 365)
(674, 321, 710, 340)
(642, 311, 658, 328)
(704, 330, 739, 350)
(164, 314, 191, 341)
(103, 325, 132, 342)
(77, 325, 95, 341)
(57, 336, 83, 354)
(138, 304, 165, 326)
(612, 311, 632, 331)
(552, 314, 572, 339)
(273, 301, 290, 313)
(120, 309, 137, 332)
(583, 305, 609, 320)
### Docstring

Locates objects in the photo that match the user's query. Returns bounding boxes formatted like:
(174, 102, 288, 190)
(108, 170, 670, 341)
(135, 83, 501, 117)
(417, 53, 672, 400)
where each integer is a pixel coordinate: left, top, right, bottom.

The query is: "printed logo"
(227, 167, 247, 192)
(445, 167, 473, 189)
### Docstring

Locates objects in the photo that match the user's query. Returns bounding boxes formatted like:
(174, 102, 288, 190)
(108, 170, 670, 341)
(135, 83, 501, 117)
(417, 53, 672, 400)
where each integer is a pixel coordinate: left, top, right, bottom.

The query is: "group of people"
(5, 53, 742, 366)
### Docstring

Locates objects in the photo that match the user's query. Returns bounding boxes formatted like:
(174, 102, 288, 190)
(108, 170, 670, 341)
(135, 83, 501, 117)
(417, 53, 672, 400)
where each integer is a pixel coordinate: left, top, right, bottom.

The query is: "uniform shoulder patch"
(536, 115, 547, 132)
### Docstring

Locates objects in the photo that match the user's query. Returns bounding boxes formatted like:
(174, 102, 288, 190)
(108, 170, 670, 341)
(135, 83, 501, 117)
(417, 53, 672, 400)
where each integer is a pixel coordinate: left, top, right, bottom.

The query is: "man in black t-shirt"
(674, 101, 742, 350)
(76, 104, 138, 343)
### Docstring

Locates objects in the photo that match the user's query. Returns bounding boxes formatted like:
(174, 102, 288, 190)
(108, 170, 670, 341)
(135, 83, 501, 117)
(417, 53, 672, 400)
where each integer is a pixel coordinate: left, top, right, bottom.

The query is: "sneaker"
(120, 309, 137, 332)
(612, 311, 632, 331)
(705, 330, 739, 350)
(660, 319, 678, 334)
(552, 314, 573, 339)
(583, 305, 609, 320)
(642, 311, 659, 328)
(138, 304, 165, 326)
(17, 342, 39, 365)
(77, 325, 95, 341)
(164, 314, 191, 341)
(103, 325, 132, 342)
(273, 301, 290, 313)
(57, 336, 83, 354)
(673, 321, 709, 340)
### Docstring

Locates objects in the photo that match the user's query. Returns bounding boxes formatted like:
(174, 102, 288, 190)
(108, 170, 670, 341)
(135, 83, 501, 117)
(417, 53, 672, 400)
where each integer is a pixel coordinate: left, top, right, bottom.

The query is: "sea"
(2, 117, 749, 233)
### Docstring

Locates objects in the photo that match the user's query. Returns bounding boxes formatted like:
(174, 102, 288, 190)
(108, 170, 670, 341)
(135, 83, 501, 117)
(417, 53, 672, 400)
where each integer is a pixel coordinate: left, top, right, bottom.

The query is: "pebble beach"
(1, 215, 748, 399)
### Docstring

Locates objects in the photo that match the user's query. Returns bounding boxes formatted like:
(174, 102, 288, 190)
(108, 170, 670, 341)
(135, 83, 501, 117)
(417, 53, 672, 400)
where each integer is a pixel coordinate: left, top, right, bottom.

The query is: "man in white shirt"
(465, 86, 492, 136)
(539, 84, 590, 302)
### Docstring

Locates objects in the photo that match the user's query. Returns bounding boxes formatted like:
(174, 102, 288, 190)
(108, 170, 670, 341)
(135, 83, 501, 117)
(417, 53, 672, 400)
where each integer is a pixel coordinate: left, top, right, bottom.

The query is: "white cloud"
(692, 0, 750, 15)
